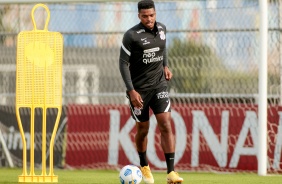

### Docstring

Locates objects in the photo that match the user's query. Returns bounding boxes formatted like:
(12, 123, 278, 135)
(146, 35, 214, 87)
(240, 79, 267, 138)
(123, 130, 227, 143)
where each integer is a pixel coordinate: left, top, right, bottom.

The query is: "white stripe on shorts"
(129, 103, 141, 122)
(164, 100, 171, 112)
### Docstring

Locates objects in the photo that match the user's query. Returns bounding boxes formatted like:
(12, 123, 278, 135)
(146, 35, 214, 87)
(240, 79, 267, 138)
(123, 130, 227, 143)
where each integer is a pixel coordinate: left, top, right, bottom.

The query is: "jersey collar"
(139, 22, 159, 34)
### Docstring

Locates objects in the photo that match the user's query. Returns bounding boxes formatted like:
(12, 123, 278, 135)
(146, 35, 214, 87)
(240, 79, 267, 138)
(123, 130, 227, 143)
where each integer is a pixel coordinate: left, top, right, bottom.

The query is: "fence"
(0, 0, 282, 173)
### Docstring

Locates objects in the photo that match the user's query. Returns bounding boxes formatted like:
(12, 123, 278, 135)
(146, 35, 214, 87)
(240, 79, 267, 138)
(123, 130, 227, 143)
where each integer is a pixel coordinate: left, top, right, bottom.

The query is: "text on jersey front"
(143, 47, 163, 64)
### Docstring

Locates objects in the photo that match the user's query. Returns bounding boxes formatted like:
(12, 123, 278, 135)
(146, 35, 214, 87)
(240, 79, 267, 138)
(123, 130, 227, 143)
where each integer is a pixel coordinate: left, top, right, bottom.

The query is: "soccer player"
(118, 0, 184, 183)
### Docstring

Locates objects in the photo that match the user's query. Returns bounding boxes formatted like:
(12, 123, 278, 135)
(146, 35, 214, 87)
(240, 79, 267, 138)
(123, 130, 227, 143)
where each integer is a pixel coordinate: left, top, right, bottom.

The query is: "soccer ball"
(119, 165, 142, 184)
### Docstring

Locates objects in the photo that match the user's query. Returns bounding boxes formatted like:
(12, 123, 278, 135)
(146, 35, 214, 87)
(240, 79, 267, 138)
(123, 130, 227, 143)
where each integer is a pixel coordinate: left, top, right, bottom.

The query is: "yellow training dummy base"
(16, 3, 63, 183)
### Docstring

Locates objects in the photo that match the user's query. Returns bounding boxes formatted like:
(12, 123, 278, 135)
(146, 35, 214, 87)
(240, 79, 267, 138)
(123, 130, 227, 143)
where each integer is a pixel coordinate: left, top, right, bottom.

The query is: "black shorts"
(127, 86, 171, 122)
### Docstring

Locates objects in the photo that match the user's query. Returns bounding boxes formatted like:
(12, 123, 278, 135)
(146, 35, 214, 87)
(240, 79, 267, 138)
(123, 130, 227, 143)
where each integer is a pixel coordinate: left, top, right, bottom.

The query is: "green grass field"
(0, 168, 281, 184)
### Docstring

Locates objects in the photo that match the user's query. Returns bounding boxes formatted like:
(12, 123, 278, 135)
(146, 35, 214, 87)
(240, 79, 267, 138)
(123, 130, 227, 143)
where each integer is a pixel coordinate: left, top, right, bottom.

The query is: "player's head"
(138, 0, 156, 30)
(138, 0, 155, 12)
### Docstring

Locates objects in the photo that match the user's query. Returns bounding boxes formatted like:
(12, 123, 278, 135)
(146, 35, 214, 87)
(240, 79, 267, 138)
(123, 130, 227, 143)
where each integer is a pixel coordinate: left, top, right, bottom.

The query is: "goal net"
(0, 0, 281, 173)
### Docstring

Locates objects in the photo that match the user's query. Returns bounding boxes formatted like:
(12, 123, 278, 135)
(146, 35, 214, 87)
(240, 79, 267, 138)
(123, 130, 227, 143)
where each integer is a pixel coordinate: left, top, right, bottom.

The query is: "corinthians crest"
(134, 107, 142, 115)
(159, 31, 165, 40)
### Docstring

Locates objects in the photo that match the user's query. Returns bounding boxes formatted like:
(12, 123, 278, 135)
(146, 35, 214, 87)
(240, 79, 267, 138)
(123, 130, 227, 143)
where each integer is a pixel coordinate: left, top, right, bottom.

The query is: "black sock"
(165, 152, 175, 174)
(138, 151, 148, 167)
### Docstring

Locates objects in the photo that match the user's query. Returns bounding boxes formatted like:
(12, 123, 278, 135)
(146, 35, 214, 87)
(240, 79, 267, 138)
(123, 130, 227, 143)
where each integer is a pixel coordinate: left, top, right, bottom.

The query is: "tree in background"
(168, 38, 259, 95)
(168, 38, 222, 93)
(0, 5, 5, 44)
(0, 5, 12, 45)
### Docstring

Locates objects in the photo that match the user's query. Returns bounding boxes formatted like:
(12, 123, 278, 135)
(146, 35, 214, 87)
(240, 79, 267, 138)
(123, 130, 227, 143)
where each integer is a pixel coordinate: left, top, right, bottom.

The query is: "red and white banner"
(65, 104, 282, 172)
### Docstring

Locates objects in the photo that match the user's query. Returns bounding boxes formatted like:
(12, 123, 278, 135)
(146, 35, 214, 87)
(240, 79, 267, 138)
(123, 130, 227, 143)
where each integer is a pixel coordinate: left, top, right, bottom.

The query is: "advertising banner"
(0, 106, 66, 168)
(65, 104, 282, 172)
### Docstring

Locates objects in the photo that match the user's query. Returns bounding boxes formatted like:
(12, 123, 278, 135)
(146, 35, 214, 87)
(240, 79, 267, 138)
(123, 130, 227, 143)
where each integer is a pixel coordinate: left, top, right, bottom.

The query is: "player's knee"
(158, 121, 172, 133)
(137, 127, 149, 137)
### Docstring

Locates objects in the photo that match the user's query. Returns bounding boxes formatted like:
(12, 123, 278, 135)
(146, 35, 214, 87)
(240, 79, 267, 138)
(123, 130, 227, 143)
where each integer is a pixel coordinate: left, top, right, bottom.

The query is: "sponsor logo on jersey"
(141, 37, 150, 45)
(159, 31, 166, 40)
(143, 47, 163, 64)
(137, 29, 145, 34)
(144, 48, 160, 53)
(156, 91, 169, 99)
(143, 41, 150, 45)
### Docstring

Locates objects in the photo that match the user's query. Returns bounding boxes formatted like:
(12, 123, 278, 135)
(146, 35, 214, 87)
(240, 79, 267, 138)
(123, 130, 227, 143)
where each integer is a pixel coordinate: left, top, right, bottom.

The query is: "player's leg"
(155, 113, 183, 184)
(151, 87, 184, 184)
(127, 90, 154, 184)
(135, 121, 149, 159)
(155, 112, 175, 165)
(135, 121, 154, 184)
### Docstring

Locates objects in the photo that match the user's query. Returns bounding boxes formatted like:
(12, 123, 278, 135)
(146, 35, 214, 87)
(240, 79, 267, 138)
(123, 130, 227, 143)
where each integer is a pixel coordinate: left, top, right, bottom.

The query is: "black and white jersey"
(119, 22, 168, 91)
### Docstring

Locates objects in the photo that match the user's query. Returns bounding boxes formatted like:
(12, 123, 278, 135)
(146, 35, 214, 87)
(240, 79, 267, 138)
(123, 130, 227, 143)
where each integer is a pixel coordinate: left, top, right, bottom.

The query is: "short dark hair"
(138, 0, 155, 11)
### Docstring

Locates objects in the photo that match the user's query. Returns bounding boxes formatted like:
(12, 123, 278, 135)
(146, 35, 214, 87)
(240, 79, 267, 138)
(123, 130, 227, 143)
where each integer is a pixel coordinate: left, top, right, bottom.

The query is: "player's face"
(138, 8, 156, 30)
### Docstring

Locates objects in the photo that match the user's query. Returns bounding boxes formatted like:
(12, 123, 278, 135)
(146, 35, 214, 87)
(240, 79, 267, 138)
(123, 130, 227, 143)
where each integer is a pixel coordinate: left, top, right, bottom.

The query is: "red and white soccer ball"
(119, 165, 142, 184)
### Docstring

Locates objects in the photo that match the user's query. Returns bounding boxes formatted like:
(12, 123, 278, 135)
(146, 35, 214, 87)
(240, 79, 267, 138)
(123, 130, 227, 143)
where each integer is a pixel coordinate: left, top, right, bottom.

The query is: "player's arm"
(119, 33, 143, 109)
(119, 59, 134, 91)
(163, 39, 172, 81)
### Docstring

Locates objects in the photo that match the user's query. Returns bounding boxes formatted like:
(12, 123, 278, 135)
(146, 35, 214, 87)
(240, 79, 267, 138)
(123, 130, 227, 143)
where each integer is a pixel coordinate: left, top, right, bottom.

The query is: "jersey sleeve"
(162, 25, 168, 67)
(120, 31, 132, 64)
(119, 31, 134, 91)
(163, 45, 168, 67)
(119, 59, 134, 91)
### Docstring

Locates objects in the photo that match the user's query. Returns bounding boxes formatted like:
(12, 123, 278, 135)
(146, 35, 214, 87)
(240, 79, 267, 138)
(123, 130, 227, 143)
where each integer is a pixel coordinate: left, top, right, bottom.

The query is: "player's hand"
(128, 90, 143, 109)
(164, 66, 173, 81)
